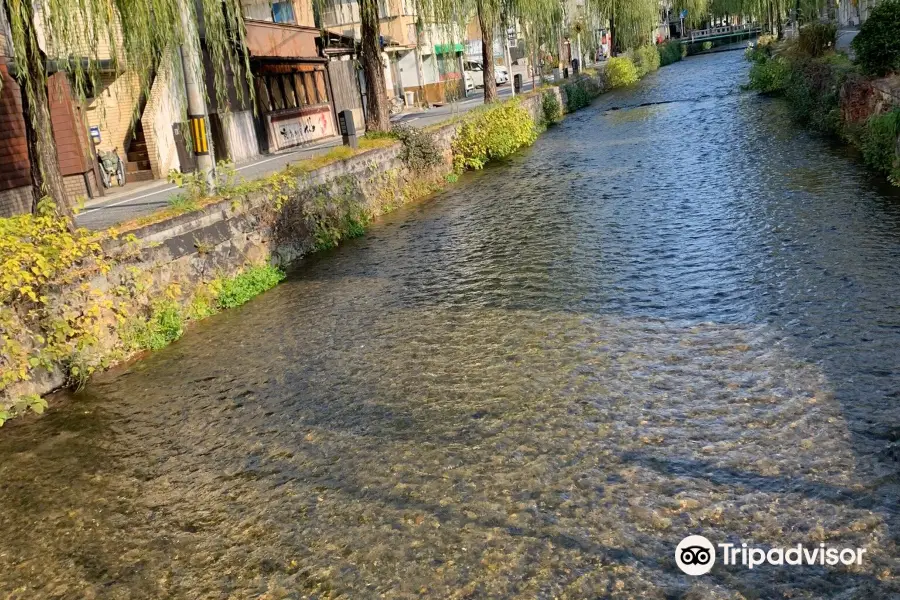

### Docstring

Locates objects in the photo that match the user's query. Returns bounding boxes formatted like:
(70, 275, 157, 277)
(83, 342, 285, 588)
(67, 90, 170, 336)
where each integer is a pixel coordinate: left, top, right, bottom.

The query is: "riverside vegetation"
(0, 47, 688, 425)
(745, 6, 900, 184)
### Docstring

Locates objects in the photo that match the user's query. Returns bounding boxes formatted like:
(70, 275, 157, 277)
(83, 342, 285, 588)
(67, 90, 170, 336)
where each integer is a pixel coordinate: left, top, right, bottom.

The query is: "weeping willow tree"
(585, 0, 659, 53)
(359, 0, 390, 130)
(413, 0, 512, 105)
(476, 0, 499, 103)
(674, 0, 710, 26)
(516, 0, 561, 80)
(0, 0, 252, 218)
(705, 0, 824, 35)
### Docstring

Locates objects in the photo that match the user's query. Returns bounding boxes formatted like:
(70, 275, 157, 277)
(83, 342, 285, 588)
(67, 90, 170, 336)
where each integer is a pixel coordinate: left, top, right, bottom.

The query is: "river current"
(1, 48, 899, 599)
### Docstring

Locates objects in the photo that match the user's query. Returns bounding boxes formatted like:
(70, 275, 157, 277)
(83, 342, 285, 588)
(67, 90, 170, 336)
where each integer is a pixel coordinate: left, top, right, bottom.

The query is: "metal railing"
(687, 24, 762, 42)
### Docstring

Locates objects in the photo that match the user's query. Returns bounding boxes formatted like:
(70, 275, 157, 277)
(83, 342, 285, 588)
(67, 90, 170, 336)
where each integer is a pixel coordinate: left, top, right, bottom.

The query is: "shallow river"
(2, 49, 900, 599)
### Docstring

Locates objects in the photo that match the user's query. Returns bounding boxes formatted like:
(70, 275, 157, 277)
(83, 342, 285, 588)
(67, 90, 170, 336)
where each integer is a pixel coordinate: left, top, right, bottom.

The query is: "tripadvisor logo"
(675, 535, 867, 576)
(676, 535, 716, 576)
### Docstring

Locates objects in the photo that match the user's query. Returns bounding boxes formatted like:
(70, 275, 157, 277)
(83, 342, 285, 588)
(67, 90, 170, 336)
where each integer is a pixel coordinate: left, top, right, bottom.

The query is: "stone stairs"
(126, 122, 155, 183)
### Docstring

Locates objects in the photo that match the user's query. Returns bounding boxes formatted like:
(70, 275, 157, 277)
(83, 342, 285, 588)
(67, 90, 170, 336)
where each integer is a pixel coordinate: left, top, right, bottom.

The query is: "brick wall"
(86, 72, 140, 155)
(0, 185, 32, 217)
(48, 73, 91, 177)
(63, 174, 89, 204)
(0, 62, 32, 199)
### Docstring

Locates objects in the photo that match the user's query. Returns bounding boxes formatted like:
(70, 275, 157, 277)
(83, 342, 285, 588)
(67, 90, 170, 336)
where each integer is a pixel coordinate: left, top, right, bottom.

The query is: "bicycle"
(389, 95, 405, 117)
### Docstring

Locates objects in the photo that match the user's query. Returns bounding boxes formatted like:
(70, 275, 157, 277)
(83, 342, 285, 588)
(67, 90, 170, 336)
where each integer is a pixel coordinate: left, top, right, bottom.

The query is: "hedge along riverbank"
(745, 23, 900, 184)
(0, 55, 689, 426)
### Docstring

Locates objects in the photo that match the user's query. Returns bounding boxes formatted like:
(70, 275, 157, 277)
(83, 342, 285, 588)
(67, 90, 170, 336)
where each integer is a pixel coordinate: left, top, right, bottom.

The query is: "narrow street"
(75, 79, 537, 231)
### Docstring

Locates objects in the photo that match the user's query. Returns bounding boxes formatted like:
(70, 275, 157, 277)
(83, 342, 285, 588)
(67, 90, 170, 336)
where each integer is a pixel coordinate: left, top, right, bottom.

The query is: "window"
(282, 75, 298, 108)
(269, 76, 286, 110)
(255, 76, 272, 111)
(314, 71, 328, 103)
(272, 0, 296, 23)
(303, 72, 316, 103)
(255, 69, 328, 113)
(293, 73, 309, 105)
(321, 0, 359, 26)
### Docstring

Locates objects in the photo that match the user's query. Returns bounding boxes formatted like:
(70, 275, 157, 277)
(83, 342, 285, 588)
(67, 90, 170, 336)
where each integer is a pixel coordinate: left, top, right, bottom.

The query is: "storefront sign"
(269, 107, 334, 151)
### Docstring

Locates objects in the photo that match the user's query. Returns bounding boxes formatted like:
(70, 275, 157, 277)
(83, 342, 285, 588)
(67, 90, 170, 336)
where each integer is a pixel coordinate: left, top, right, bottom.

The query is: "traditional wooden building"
(242, 0, 337, 153)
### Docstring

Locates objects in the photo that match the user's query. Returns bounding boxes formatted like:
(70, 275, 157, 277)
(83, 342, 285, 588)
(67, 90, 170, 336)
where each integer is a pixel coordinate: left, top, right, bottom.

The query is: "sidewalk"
(76, 77, 540, 230)
(835, 27, 860, 56)
(76, 136, 345, 230)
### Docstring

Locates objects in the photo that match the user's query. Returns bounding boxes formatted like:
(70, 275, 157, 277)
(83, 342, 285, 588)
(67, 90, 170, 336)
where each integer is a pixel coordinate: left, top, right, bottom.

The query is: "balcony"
(244, 20, 319, 60)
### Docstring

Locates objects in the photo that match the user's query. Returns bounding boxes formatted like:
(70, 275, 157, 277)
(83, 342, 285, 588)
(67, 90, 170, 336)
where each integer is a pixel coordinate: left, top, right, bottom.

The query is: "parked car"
(464, 60, 484, 88)
(464, 61, 510, 87)
(464, 71, 475, 93)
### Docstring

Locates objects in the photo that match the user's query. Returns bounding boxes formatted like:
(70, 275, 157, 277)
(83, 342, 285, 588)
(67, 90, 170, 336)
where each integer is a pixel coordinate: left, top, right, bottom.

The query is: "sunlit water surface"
(2, 49, 899, 599)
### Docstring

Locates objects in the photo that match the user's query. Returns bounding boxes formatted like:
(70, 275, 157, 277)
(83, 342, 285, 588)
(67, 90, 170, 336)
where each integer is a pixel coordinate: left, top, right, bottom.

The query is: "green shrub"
(541, 90, 562, 124)
(798, 22, 837, 57)
(562, 77, 602, 112)
(658, 41, 684, 66)
(783, 56, 857, 133)
(452, 98, 538, 172)
(186, 290, 218, 321)
(215, 264, 286, 310)
(392, 124, 442, 171)
(702, 41, 713, 51)
(745, 39, 775, 63)
(345, 215, 368, 239)
(860, 109, 900, 179)
(362, 130, 398, 141)
(632, 45, 661, 77)
(122, 301, 184, 352)
(746, 56, 790, 93)
(851, 0, 900, 76)
(605, 56, 639, 88)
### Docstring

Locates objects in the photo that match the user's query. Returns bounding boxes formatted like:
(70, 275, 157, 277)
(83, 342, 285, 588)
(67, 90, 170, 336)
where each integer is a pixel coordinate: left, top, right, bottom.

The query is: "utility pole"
(413, 16, 427, 106)
(179, 0, 215, 189)
(505, 22, 516, 97)
(577, 32, 582, 67)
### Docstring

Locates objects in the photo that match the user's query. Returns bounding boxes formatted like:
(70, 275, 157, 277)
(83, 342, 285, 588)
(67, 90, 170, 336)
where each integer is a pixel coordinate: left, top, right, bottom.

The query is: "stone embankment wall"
(2, 81, 580, 407)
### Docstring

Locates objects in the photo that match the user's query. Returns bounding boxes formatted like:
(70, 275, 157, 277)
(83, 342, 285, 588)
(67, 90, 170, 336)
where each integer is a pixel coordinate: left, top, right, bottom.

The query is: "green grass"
(122, 301, 185, 351)
(215, 264, 286, 310)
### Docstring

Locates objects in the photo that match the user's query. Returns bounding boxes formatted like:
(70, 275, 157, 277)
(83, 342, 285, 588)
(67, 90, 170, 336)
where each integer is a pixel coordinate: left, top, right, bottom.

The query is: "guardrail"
(685, 24, 762, 42)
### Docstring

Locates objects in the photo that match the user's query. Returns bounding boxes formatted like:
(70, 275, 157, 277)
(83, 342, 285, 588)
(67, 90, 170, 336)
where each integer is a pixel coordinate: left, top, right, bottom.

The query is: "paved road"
(835, 27, 860, 56)
(76, 78, 541, 230)
(76, 136, 346, 230)
(393, 78, 538, 128)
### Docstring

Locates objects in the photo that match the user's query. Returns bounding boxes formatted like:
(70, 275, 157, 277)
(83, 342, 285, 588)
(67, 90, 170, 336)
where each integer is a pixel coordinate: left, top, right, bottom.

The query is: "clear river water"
(1, 48, 899, 599)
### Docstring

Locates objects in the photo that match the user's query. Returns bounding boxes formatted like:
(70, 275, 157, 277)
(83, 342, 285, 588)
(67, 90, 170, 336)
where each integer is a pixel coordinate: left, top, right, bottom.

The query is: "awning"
(433, 43, 464, 54)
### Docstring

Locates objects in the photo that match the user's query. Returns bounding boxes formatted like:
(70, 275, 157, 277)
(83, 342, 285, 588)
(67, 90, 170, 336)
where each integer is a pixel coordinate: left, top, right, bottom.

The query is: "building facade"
(321, 0, 428, 104)
(838, 0, 882, 26)
(242, 0, 337, 153)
